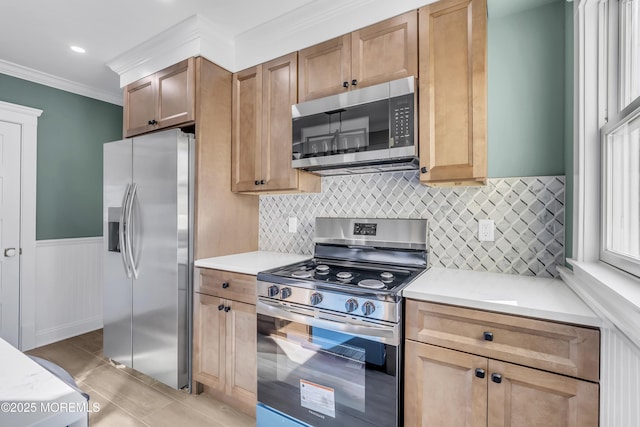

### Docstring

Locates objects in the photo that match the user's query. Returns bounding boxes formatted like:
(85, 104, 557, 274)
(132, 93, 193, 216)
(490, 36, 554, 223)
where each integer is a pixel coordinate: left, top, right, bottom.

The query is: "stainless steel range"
(256, 217, 428, 427)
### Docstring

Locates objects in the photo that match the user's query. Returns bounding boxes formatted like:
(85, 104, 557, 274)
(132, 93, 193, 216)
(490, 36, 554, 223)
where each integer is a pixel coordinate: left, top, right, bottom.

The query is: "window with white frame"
(600, 0, 640, 277)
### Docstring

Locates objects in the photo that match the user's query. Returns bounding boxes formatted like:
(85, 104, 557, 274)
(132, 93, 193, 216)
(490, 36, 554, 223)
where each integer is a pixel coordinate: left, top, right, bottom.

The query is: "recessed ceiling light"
(70, 46, 86, 54)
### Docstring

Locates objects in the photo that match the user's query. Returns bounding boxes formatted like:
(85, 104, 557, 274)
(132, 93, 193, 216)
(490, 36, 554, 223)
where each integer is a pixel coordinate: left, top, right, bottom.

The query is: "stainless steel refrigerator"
(103, 128, 193, 389)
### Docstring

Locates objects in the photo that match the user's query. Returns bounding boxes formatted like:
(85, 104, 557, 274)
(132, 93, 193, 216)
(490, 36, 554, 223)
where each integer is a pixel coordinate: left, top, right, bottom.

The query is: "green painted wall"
(488, 1, 566, 177)
(0, 73, 122, 240)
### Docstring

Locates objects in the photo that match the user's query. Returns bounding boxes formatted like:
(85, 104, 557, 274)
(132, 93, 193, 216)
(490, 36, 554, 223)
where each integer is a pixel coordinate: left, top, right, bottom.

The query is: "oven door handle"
(257, 299, 400, 345)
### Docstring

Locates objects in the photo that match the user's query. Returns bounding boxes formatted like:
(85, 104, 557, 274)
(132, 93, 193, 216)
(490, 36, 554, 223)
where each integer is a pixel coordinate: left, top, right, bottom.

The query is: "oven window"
(257, 314, 398, 427)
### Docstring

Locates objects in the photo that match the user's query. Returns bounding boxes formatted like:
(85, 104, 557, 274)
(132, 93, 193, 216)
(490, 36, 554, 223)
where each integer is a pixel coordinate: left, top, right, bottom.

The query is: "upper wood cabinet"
(298, 11, 418, 102)
(123, 58, 195, 137)
(232, 53, 321, 194)
(192, 57, 259, 260)
(418, 0, 488, 186)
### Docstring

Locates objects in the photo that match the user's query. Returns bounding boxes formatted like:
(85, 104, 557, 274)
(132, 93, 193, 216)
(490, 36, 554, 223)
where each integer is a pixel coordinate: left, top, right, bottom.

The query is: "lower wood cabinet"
(405, 341, 487, 427)
(404, 341, 599, 427)
(192, 268, 257, 415)
(404, 300, 600, 427)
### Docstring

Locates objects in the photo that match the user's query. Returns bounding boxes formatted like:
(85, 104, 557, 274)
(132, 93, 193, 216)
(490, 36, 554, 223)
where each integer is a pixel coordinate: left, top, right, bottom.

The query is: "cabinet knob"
(224, 306, 231, 313)
(483, 331, 494, 341)
(254, 180, 260, 185)
(491, 373, 502, 384)
(351, 79, 358, 86)
(475, 368, 486, 379)
(148, 119, 157, 125)
(420, 167, 428, 174)
(217, 304, 224, 311)
(343, 81, 349, 88)
(222, 282, 229, 289)
(260, 179, 265, 185)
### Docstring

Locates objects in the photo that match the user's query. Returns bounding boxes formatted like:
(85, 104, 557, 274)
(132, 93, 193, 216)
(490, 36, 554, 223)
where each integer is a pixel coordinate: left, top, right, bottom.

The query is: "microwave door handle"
(119, 183, 132, 278)
(257, 299, 399, 345)
(126, 183, 139, 279)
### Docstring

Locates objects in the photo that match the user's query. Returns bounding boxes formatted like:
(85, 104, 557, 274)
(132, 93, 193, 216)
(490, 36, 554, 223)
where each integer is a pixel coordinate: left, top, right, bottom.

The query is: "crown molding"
(2, 1, 436, 104)
(234, 0, 435, 71)
(108, 0, 435, 86)
(0, 59, 122, 106)
(107, 14, 235, 87)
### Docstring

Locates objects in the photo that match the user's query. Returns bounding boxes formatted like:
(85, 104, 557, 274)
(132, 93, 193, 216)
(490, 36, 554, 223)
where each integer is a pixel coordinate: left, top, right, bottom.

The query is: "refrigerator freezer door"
(103, 139, 134, 368)
(130, 129, 190, 389)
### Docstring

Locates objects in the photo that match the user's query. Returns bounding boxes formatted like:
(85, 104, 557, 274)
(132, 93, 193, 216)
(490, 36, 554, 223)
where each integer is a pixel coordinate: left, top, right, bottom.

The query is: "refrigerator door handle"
(126, 182, 139, 279)
(120, 183, 132, 278)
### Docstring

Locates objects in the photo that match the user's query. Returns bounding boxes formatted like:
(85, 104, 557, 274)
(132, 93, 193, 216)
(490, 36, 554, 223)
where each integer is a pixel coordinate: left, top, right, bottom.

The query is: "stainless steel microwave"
(291, 77, 418, 175)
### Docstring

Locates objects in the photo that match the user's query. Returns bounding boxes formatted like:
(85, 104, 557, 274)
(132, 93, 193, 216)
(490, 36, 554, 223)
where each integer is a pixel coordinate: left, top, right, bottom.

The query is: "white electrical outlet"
(478, 219, 495, 242)
(288, 217, 298, 233)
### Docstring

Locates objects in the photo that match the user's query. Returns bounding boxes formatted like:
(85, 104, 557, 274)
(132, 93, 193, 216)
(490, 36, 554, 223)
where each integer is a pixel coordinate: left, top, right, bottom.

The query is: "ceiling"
(0, 0, 314, 103)
(1, 0, 565, 105)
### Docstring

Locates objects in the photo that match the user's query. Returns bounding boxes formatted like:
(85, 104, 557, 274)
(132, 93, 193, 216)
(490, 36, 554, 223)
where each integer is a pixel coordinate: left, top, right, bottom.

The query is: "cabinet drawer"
(405, 300, 600, 382)
(196, 268, 256, 305)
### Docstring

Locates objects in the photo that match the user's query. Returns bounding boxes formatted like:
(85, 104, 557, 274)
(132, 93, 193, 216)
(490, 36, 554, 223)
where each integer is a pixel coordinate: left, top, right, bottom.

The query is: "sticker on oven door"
(300, 379, 336, 418)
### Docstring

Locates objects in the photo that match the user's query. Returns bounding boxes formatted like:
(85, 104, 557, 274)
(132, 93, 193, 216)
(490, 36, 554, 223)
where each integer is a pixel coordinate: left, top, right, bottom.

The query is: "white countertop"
(403, 267, 601, 327)
(0, 338, 88, 426)
(195, 251, 310, 275)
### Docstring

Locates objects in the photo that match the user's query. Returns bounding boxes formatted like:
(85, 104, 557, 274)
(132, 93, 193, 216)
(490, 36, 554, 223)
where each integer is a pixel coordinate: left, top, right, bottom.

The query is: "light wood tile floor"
(26, 330, 256, 427)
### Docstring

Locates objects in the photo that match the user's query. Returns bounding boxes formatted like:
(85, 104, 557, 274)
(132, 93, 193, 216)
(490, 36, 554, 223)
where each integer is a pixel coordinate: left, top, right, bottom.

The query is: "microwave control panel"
(390, 94, 414, 147)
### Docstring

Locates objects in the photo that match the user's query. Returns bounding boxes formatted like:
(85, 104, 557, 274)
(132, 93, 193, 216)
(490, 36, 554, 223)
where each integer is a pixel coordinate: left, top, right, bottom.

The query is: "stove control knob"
(362, 301, 376, 316)
(267, 285, 279, 298)
(345, 298, 359, 313)
(280, 287, 292, 300)
(310, 292, 323, 306)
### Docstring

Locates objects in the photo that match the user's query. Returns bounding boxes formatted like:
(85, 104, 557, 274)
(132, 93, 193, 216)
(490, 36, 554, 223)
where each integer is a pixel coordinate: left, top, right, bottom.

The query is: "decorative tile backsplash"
(259, 172, 564, 277)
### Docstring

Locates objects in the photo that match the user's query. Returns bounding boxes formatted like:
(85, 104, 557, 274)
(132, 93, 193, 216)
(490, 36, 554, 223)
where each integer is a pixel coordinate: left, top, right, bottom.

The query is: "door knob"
(4, 248, 17, 257)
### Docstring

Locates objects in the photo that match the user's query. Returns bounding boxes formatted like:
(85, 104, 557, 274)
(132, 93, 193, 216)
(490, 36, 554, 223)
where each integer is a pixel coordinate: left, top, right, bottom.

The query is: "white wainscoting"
(601, 327, 640, 427)
(34, 237, 103, 348)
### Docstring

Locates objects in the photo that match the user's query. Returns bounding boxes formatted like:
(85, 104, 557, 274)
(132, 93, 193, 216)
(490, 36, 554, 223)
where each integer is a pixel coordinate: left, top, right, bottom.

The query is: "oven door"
(257, 298, 401, 427)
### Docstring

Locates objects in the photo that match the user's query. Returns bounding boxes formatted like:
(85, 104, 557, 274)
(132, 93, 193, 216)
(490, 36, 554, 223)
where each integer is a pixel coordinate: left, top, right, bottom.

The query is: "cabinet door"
(124, 74, 156, 137)
(225, 300, 257, 411)
(192, 293, 225, 391)
(404, 340, 487, 427)
(419, 0, 487, 185)
(156, 58, 195, 129)
(261, 53, 299, 191)
(488, 360, 599, 427)
(351, 11, 418, 89)
(232, 66, 262, 192)
(298, 34, 351, 102)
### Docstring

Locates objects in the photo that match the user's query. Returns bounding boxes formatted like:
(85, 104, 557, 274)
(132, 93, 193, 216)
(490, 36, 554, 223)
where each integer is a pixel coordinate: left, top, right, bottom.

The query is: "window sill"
(558, 260, 640, 352)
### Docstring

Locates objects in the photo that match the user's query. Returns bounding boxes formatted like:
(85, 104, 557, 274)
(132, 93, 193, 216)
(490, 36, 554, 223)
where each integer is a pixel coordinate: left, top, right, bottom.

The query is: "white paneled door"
(0, 121, 21, 347)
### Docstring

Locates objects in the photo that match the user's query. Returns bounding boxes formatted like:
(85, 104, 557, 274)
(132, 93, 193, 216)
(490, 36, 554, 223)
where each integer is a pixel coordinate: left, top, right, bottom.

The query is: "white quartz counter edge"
(403, 267, 601, 327)
(195, 251, 310, 276)
(0, 338, 88, 426)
